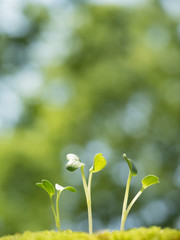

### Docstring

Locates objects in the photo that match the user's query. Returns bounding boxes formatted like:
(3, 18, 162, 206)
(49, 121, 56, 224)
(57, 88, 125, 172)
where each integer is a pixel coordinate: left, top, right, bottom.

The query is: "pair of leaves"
(66, 153, 107, 173)
(36, 179, 76, 198)
(36, 180, 55, 197)
(123, 153, 159, 189)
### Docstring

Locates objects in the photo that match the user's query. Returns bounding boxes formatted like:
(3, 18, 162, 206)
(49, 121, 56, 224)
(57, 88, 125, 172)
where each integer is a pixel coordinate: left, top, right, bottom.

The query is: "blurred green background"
(0, 0, 180, 236)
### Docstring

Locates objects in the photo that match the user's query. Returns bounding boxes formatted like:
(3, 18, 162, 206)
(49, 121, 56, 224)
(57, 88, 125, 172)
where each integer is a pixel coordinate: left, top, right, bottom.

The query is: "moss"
(1, 227, 180, 240)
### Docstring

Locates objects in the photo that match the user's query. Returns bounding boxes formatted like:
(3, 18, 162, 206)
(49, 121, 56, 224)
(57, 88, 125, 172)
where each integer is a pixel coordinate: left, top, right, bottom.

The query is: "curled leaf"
(66, 153, 80, 162)
(66, 160, 84, 171)
(36, 179, 55, 197)
(66, 153, 85, 171)
(123, 153, 137, 176)
(91, 153, 107, 173)
(66, 153, 85, 172)
(142, 175, 160, 189)
(55, 184, 76, 192)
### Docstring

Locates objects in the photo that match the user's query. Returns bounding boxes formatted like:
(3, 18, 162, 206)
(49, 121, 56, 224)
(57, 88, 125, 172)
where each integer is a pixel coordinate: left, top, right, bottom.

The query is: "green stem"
(50, 197, 58, 230)
(125, 188, 144, 218)
(120, 172, 132, 231)
(56, 191, 61, 231)
(81, 166, 93, 234)
(88, 170, 93, 233)
(88, 170, 93, 196)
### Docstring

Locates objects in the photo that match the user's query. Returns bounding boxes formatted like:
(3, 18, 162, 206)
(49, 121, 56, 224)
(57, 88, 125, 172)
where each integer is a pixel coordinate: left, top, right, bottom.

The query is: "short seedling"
(36, 179, 76, 231)
(66, 153, 106, 234)
(120, 153, 159, 231)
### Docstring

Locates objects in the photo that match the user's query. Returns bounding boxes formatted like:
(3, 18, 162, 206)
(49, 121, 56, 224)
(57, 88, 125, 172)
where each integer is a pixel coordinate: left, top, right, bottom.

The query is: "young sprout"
(36, 179, 76, 231)
(66, 153, 106, 234)
(120, 154, 159, 231)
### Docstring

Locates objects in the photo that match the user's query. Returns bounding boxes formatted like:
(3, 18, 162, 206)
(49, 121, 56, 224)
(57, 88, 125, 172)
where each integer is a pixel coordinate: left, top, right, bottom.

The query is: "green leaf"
(64, 186, 77, 192)
(91, 153, 107, 173)
(36, 180, 55, 197)
(142, 175, 159, 189)
(55, 184, 77, 192)
(36, 182, 45, 190)
(42, 179, 55, 197)
(66, 153, 85, 171)
(123, 153, 137, 176)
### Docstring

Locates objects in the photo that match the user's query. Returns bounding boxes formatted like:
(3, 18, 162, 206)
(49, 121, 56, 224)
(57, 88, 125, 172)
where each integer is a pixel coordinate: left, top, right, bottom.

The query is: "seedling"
(36, 179, 76, 231)
(120, 153, 159, 231)
(66, 153, 106, 234)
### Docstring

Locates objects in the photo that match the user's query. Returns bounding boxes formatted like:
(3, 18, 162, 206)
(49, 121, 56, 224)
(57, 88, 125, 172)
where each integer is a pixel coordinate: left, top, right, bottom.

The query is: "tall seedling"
(66, 153, 106, 234)
(120, 154, 159, 230)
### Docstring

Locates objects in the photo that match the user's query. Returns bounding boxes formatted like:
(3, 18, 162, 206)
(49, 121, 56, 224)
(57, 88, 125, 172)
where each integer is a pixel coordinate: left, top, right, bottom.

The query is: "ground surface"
(1, 227, 180, 240)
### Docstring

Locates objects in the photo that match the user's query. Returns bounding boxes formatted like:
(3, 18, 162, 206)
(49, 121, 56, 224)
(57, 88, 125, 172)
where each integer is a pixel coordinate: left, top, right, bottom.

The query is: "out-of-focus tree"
(0, 0, 180, 235)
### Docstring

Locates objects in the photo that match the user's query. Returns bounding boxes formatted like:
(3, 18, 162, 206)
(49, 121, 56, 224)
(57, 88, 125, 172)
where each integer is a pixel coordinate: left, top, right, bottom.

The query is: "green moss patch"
(1, 227, 180, 240)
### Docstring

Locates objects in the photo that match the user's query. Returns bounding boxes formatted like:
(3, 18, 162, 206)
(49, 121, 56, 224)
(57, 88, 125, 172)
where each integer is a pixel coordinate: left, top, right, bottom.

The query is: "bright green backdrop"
(0, 0, 180, 236)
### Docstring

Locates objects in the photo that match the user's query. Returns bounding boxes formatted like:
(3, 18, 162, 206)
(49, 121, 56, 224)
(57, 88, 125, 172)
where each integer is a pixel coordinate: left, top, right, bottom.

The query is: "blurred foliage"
(0, 0, 180, 236)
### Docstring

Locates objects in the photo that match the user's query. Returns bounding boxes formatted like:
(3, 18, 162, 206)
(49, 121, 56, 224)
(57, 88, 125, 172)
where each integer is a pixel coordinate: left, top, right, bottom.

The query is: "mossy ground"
(1, 227, 180, 240)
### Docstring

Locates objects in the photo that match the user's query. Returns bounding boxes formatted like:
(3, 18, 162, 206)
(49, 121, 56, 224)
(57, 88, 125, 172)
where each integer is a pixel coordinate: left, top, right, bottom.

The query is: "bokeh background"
(0, 0, 180, 236)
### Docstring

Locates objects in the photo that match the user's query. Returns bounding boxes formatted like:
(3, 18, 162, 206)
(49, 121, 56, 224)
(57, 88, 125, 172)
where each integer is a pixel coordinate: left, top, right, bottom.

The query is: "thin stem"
(126, 188, 144, 217)
(121, 188, 143, 230)
(56, 191, 61, 231)
(88, 170, 93, 196)
(120, 172, 132, 231)
(50, 197, 58, 230)
(81, 166, 93, 234)
(88, 170, 93, 234)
